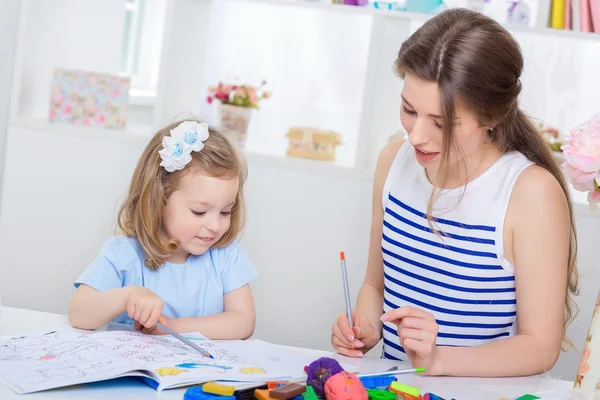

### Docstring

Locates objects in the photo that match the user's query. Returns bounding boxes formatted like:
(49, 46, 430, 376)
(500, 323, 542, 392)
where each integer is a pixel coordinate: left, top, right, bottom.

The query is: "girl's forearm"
(68, 286, 131, 330)
(433, 333, 560, 377)
(171, 311, 255, 340)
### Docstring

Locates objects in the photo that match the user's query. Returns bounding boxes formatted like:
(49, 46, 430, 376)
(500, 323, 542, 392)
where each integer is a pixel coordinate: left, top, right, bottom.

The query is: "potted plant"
(207, 80, 270, 148)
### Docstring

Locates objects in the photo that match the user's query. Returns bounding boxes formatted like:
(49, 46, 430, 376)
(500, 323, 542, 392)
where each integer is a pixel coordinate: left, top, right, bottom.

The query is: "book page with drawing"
(0, 329, 301, 393)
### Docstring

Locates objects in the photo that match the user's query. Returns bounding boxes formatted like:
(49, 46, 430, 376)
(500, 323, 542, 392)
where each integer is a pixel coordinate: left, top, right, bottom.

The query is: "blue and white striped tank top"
(381, 141, 533, 361)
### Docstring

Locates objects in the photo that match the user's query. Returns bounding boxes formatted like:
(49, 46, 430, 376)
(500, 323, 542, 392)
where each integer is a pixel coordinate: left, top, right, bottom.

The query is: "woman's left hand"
(381, 306, 441, 374)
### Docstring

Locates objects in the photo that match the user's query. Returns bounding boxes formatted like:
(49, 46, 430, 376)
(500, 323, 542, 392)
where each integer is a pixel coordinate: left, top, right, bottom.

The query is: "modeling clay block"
(306, 357, 345, 398)
(235, 384, 268, 400)
(270, 383, 306, 399)
(255, 389, 272, 400)
(184, 386, 235, 400)
(324, 371, 368, 400)
(423, 394, 446, 400)
(302, 385, 319, 400)
(202, 382, 235, 396)
(389, 381, 420, 397)
(399, 395, 423, 400)
(367, 388, 397, 400)
(360, 374, 397, 389)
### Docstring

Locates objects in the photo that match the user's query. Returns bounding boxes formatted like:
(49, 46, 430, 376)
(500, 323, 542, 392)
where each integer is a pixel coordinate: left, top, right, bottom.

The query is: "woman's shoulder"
(512, 165, 566, 205)
(508, 165, 569, 226)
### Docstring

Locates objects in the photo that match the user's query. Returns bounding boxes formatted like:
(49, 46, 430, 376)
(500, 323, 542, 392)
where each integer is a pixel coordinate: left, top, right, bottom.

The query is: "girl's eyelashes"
(191, 210, 232, 216)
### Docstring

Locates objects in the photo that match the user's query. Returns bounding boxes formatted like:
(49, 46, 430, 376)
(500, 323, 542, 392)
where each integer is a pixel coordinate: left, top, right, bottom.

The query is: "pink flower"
(578, 341, 592, 377)
(207, 96, 213, 104)
(562, 114, 600, 208)
(562, 114, 600, 169)
(589, 189, 600, 211)
(234, 87, 246, 98)
(563, 163, 596, 192)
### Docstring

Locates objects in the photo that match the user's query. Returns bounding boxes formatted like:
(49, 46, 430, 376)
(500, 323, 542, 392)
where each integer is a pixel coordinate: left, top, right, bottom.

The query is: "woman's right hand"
(126, 286, 164, 329)
(331, 310, 380, 358)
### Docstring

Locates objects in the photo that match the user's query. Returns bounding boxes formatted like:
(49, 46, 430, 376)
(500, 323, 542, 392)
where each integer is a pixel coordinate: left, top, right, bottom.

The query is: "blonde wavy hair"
(117, 119, 248, 270)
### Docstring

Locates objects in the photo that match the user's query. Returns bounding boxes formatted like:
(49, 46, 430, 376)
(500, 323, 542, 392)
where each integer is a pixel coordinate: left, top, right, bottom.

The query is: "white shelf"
(9, 116, 152, 144)
(244, 150, 373, 181)
(222, 0, 429, 21)
(233, 0, 600, 42)
(9, 115, 374, 180)
(507, 24, 600, 42)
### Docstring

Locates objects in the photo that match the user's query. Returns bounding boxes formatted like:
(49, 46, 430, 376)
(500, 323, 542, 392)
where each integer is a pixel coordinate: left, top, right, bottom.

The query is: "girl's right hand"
(331, 310, 380, 358)
(126, 286, 164, 329)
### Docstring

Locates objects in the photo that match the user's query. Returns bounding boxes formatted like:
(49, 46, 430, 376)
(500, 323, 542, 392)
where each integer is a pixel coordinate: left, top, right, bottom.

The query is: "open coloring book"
(0, 328, 316, 394)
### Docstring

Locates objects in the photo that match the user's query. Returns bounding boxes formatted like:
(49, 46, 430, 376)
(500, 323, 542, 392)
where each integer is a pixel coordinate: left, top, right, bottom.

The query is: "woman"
(331, 8, 578, 377)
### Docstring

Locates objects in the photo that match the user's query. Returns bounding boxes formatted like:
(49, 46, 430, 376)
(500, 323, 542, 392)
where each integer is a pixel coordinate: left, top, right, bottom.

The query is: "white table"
(0, 307, 586, 399)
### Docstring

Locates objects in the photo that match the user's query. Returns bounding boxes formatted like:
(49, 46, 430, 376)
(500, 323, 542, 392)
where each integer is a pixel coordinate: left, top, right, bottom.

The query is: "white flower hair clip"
(158, 121, 209, 172)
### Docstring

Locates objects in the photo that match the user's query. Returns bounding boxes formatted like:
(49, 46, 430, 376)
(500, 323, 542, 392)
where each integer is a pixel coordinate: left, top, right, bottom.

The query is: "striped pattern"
(381, 193, 517, 361)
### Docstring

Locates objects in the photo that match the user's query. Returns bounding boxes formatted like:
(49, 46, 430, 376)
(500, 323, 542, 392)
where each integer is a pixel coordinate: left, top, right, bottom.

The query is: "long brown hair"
(394, 8, 578, 344)
(118, 119, 247, 270)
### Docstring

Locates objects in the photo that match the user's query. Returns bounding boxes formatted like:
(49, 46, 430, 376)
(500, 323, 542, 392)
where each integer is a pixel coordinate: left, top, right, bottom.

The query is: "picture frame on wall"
(48, 68, 130, 130)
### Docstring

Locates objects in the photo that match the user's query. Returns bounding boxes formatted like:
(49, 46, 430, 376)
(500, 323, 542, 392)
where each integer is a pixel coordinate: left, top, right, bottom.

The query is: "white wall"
(199, 0, 373, 167)
(14, 0, 125, 120)
(0, 0, 20, 207)
(242, 162, 372, 350)
(0, 125, 147, 312)
(153, 0, 213, 129)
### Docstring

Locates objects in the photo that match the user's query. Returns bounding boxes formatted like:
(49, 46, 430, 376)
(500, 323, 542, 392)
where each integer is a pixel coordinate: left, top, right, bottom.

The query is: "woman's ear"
(480, 119, 498, 131)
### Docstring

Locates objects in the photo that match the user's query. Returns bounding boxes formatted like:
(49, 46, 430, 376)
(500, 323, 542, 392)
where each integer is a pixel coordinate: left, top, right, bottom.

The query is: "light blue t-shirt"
(74, 236, 259, 325)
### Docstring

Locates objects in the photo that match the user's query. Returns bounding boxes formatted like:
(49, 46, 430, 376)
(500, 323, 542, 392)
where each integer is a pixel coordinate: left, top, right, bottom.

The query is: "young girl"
(331, 8, 578, 377)
(68, 119, 258, 339)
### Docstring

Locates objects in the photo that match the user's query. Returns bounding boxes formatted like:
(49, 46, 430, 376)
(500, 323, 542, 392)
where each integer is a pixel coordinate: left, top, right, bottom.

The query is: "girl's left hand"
(134, 315, 170, 335)
(381, 306, 440, 374)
